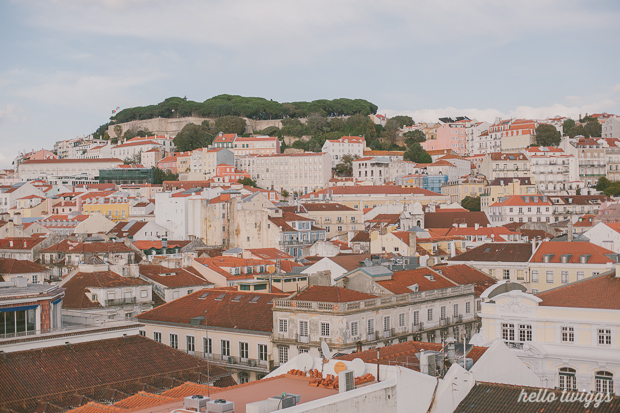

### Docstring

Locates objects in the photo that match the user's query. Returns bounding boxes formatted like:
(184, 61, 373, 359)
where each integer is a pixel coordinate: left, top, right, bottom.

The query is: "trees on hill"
(403, 142, 431, 163)
(535, 124, 561, 146)
(173, 121, 214, 152)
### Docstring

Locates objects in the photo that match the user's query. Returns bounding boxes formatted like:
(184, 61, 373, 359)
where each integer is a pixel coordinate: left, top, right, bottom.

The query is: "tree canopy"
(563, 119, 575, 136)
(335, 154, 359, 177)
(567, 119, 602, 138)
(403, 142, 431, 163)
(214, 116, 247, 135)
(237, 177, 257, 187)
(535, 124, 561, 147)
(152, 167, 179, 185)
(173, 121, 214, 152)
(461, 196, 481, 212)
(404, 130, 426, 145)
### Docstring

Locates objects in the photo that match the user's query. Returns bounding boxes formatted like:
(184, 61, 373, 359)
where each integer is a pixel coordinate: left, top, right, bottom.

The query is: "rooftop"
(537, 271, 620, 310)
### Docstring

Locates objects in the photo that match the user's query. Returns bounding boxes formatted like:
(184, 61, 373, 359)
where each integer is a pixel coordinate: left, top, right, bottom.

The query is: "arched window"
(559, 367, 577, 390)
(256, 374, 267, 381)
(238, 372, 249, 384)
(595, 371, 613, 394)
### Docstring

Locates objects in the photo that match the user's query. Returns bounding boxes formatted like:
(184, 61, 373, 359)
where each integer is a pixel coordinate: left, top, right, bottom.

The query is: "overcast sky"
(1, 0, 619, 168)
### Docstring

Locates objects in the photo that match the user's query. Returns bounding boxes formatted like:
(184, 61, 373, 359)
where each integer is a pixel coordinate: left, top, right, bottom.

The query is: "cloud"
(614, 84, 620, 94)
(0, 104, 27, 123)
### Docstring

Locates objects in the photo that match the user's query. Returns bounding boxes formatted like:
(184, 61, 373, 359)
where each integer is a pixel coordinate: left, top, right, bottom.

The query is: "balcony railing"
(105, 297, 137, 306)
(274, 284, 475, 314)
(183, 350, 273, 370)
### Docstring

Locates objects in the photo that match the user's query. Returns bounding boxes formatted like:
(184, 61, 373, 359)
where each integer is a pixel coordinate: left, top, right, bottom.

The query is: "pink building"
(421, 121, 468, 156)
(27, 150, 57, 161)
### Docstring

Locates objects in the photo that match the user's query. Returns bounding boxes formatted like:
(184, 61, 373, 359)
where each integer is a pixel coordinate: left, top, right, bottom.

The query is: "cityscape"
(1, 1, 620, 413)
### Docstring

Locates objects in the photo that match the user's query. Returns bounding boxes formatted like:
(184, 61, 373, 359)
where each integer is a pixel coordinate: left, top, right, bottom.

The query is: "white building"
(235, 152, 331, 195)
(185, 148, 234, 181)
(322, 136, 366, 168)
(602, 116, 620, 139)
(352, 156, 391, 185)
(487, 195, 553, 225)
(463, 121, 490, 156)
(524, 146, 582, 195)
(17, 158, 123, 181)
(476, 276, 620, 394)
(583, 222, 620, 254)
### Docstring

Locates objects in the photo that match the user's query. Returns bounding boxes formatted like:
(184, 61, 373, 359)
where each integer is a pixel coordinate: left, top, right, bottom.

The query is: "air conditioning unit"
(339, 370, 355, 393)
(207, 399, 234, 413)
(248, 359, 257, 367)
(227, 357, 236, 364)
(269, 393, 299, 409)
(184, 395, 210, 411)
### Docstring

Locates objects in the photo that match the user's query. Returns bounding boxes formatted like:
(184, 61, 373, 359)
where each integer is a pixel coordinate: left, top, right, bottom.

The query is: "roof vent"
(215, 293, 226, 301)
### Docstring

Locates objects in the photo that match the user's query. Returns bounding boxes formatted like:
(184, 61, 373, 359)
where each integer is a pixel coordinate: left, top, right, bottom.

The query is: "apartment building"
(136, 288, 288, 383)
(546, 195, 609, 223)
(111, 136, 174, 160)
(185, 148, 234, 181)
(442, 176, 487, 204)
(527, 241, 618, 294)
(487, 118, 536, 152)
(525, 146, 581, 195)
(236, 152, 331, 195)
(352, 156, 390, 184)
(478, 274, 620, 394)
(464, 121, 491, 156)
(232, 135, 280, 156)
(17, 158, 123, 181)
(480, 178, 538, 211)
(487, 195, 552, 225)
(479, 152, 530, 181)
(562, 137, 606, 187)
(602, 116, 620, 139)
(321, 135, 366, 168)
(281, 203, 363, 238)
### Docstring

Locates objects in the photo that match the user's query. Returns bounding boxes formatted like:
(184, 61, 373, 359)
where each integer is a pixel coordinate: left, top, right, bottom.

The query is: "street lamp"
(205, 310, 210, 397)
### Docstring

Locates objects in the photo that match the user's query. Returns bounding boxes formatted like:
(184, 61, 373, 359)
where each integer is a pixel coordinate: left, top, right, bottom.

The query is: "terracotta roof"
(455, 382, 620, 413)
(536, 272, 620, 310)
(425, 211, 490, 228)
(390, 231, 415, 246)
(301, 202, 356, 212)
(350, 231, 370, 242)
(114, 391, 175, 409)
(0, 336, 231, 413)
(159, 381, 212, 398)
(138, 265, 212, 288)
(432, 264, 496, 297)
(366, 214, 400, 224)
(66, 402, 126, 412)
(137, 289, 287, 332)
(0, 237, 46, 250)
(21, 158, 123, 164)
(133, 240, 191, 250)
(107, 221, 148, 238)
(41, 239, 134, 254)
(247, 248, 294, 260)
(302, 185, 444, 198)
(530, 241, 616, 264)
(337, 340, 487, 371)
(377, 268, 456, 294)
(62, 271, 150, 309)
(450, 243, 533, 263)
(322, 253, 371, 271)
(0, 258, 49, 275)
(488, 152, 528, 161)
(293, 285, 376, 302)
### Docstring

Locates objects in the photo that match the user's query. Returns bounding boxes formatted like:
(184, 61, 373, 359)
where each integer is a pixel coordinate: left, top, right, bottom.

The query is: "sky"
(1, 0, 619, 168)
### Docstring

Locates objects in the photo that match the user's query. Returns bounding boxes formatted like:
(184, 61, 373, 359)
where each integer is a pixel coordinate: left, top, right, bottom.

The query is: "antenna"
(321, 341, 332, 361)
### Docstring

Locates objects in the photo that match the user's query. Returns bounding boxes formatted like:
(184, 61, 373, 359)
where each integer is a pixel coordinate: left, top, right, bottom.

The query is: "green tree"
(563, 119, 575, 136)
(281, 189, 290, 201)
(173, 122, 213, 152)
(535, 124, 561, 147)
(584, 120, 602, 138)
(404, 130, 426, 145)
(567, 124, 587, 138)
(335, 154, 359, 176)
(604, 183, 620, 197)
(596, 176, 611, 191)
(152, 167, 179, 185)
(403, 142, 431, 163)
(238, 177, 257, 187)
(214, 116, 247, 135)
(461, 196, 481, 212)
(123, 153, 142, 165)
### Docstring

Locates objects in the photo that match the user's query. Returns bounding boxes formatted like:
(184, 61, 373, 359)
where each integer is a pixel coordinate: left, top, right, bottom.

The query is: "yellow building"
(282, 203, 364, 238)
(441, 176, 487, 204)
(79, 191, 131, 222)
(480, 177, 538, 211)
(528, 241, 618, 294)
(478, 273, 620, 393)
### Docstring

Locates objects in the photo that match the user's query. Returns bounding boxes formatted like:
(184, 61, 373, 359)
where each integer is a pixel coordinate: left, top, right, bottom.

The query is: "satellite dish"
(351, 358, 366, 377)
(321, 341, 332, 361)
(267, 265, 276, 274)
(296, 352, 314, 371)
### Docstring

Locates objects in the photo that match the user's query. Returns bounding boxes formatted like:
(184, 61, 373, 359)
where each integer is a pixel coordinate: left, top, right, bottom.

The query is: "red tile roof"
(0, 258, 49, 275)
(138, 265, 212, 288)
(301, 202, 356, 212)
(377, 268, 456, 294)
(0, 237, 46, 250)
(293, 285, 377, 302)
(537, 272, 620, 310)
(41, 239, 134, 254)
(337, 340, 487, 371)
(530, 241, 616, 264)
(62, 271, 150, 309)
(424, 211, 490, 228)
(0, 336, 231, 413)
(432, 264, 496, 297)
(247, 248, 294, 260)
(302, 185, 444, 198)
(133, 240, 191, 250)
(450, 243, 533, 263)
(114, 391, 175, 409)
(137, 289, 287, 332)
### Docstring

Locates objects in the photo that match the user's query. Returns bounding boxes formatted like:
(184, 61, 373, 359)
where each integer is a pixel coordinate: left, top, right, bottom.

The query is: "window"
(139, 330, 146, 337)
(503, 269, 510, 280)
(453, 304, 459, 317)
(320, 322, 330, 337)
(239, 342, 249, 359)
(204, 337, 212, 355)
(351, 321, 359, 337)
(561, 326, 574, 342)
(258, 344, 268, 361)
(595, 371, 613, 394)
(561, 271, 568, 284)
(559, 367, 577, 391)
(398, 313, 405, 327)
(279, 346, 289, 364)
(427, 308, 433, 321)
(170, 334, 178, 349)
(465, 302, 471, 314)
(440, 306, 446, 320)
(577, 271, 584, 281)
(368, 319, 375, 335)
(413, 310, 420, 325)
(546, 271, 554, 283)
(278, 319, 288, 333)
(383, 316, 391, 332)
(239, 372, 249, 384)
(598, 329, 612, 345)
(299, 320, 308, 337)
(221, 340, 230, 357)
(519, 324, 532, 342)
(186, 336, 195, 352)
(502, 323, 515, 342)
(154, 332, 162, 343)
(140, 290, 147, 298)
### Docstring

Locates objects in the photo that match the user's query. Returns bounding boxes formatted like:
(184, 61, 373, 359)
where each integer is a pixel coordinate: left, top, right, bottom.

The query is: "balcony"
(440, 317, 450, 327)
(105, 297, 136, 306)
(185, 351, 273, 371)
(382, 328, 395, 338)
(298, 334, 310, 344)
(274, 284, 475, 314)
(412, 322, 424, 332)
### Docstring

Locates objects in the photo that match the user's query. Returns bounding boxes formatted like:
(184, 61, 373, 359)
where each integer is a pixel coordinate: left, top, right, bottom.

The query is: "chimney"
(9, 240, 13, 247)
(474, 223, 479, 230)
(162, 237, 168, 249)
(13, 213, 22, 226)
(445, 337, 456, 363)
(532, 239, 537, 255)
(419, 350, 429, 374)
